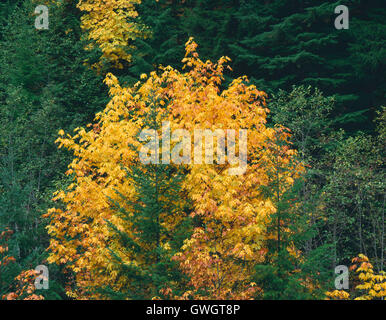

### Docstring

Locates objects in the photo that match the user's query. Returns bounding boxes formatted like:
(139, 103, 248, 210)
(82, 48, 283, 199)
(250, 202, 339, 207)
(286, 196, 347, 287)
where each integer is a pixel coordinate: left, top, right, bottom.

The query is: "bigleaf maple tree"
(45, 38, 302, 299)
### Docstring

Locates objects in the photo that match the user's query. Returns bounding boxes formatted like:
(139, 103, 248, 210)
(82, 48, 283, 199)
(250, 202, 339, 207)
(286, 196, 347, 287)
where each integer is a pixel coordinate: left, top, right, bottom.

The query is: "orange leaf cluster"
(46, 38, 302, 299)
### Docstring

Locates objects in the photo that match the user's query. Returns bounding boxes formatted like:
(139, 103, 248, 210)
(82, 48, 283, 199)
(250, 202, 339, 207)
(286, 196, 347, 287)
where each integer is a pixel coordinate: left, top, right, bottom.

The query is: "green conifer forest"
(0, 0, 384, 302)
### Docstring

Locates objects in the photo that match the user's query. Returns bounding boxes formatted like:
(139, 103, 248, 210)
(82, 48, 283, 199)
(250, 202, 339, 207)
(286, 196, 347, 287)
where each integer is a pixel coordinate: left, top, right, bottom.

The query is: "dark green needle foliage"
(100, 101, 192, 300)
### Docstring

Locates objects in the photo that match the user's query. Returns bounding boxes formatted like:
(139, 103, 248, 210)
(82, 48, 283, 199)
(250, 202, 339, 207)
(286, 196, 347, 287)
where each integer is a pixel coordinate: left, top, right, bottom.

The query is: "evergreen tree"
(100, 100, 192, 299)
(230, 0, 385, 132)
(128, 0, 385, 131)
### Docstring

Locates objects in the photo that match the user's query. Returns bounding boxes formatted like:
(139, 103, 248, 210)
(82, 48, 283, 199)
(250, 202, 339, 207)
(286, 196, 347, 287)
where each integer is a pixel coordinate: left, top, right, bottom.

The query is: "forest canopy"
(0, 0, 384, 301)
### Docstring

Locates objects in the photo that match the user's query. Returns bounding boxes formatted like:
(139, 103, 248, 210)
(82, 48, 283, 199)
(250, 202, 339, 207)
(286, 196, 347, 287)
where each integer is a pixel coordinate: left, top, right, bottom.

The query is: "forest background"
(0, 0, 384, 300)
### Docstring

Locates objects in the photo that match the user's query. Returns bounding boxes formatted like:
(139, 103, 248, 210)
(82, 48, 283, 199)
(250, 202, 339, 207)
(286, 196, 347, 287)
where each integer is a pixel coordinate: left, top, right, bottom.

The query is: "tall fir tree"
(99, 99, 192, 299)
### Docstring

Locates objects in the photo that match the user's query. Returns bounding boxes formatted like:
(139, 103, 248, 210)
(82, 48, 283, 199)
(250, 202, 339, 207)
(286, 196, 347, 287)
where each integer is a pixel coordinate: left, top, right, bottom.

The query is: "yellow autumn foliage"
(45, 38, 302, 299)
(326, 254, 386, 300)
(76, 0, 148, 69)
